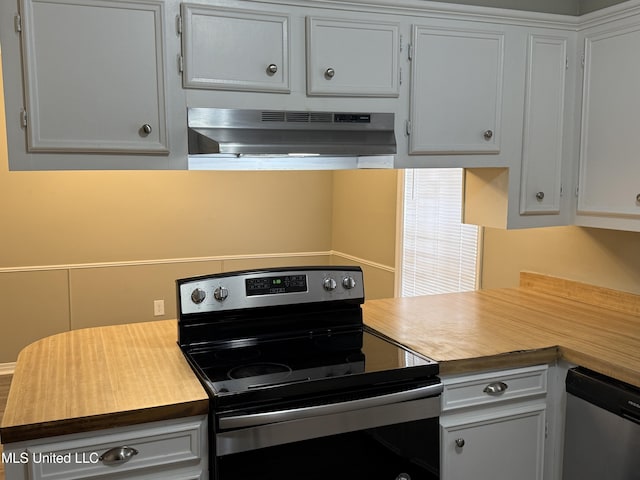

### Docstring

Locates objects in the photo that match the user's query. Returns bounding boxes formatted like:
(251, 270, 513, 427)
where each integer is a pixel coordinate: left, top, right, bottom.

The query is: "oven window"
(216, 418, 439, 480)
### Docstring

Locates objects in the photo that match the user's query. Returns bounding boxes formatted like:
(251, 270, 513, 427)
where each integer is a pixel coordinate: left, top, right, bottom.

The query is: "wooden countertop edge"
(438, 346, 560, 376)
(558, 346, 640, 386)
(437, 344, 640, 387)
(0, 399, 209, 445)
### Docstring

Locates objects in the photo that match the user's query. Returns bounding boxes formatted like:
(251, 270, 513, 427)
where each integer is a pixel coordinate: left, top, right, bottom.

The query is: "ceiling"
(426, 0, 628, 15)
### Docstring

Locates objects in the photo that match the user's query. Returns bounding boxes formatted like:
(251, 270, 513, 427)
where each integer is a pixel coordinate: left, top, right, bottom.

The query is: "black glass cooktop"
(184, 326, 439, 410)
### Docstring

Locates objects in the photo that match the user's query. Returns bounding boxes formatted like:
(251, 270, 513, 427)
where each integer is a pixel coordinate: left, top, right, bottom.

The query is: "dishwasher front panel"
(563, 368, 640, 480)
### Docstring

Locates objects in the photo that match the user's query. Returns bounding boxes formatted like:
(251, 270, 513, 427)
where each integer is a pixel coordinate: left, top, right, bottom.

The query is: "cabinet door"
(441, 406, 545, 480)
(20, 0, 168, 153)
(520, 34, 568, 215)
(578, 22, 640, 218)
(306, 17, 399, 96)
(409, 25, 504, 154)
(181, 4, 289, 93)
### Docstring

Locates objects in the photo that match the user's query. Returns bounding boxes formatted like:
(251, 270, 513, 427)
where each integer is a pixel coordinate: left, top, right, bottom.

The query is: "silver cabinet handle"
(483, 129, 493, 140)
(536, 191, 545, 201)
(99, 446, 139, 466)
(325, 67, 335, 79)
(455, 438, 465, 448)
(266, 63, 278, 75)
(141, 124, 152, 135)
(483, 381, 508, 395)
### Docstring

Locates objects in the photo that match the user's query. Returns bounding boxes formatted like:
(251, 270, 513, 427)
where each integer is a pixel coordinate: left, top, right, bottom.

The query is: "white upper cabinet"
(577, 18, 640, 228)
(305, 17, 400, 97)
(19, 0, 168, 154)
(180, 4, 290, 93)
(409, 24, 504, 155)
(520, 34, 568, 216)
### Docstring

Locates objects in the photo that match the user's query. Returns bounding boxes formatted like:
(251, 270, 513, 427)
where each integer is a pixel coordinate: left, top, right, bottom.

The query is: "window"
(400, 169, 480, 296)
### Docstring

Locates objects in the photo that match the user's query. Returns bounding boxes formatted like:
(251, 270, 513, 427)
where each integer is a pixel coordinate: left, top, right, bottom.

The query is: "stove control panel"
(178, 267, 364, 315)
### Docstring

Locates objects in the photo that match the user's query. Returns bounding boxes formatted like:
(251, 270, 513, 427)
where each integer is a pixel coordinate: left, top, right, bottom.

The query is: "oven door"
(214, 381, 442, 480)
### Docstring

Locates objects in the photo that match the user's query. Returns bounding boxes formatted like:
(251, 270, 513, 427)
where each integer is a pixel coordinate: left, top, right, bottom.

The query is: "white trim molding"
(330, 250, 395, 273)
(0, 251, 333, 274)
(0, 362, 16, 376)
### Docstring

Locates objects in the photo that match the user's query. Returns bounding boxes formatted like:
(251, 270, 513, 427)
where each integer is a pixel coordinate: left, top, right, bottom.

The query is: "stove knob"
(213, 286, 229, 302)
(191, 288, 206, 304)
(323, 277, 337, 291)
(342, 276, 357, 290)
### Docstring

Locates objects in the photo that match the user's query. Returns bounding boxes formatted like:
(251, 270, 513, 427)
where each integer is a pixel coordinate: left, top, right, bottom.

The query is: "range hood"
(187, 108, 396, 170)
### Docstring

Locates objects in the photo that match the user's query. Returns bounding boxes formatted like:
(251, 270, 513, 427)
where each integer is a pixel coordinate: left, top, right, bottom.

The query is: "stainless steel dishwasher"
(563, 367, 640, 480)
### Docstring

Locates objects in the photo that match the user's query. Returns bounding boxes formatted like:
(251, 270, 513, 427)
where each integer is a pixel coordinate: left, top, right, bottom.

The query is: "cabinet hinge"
(176, 14, 182, 35)
(405, 119, 412, 136)
(14, 13, 22, 33)
(407, 43, 413, 61)
(560, 184, 563, 197)
(178, 55, 184, 73)
(399, 67, 402, 86)
(399, 34, 403, 53)
(566, 56, 569, 70)
(581, 53, 585, 68)
(545, 422, 548, 439)
(20, 109, 27, 128)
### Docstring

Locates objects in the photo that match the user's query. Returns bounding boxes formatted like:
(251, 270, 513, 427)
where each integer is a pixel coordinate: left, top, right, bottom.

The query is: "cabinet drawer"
(442, 365, 547, 412)
(24, 416, 207, 480)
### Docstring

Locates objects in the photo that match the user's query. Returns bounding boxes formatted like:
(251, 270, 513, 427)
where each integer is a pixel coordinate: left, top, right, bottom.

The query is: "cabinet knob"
(99, 446, 139, 466)
(455, 438, 466, 448)
(636, 193, 640, 203)
(483, 129, 493, 140)
(536, 191, 545, 201)
(325, 67, 335, 79)
(141, 124, 152, 135)
(266, 63, 278, 75)
(483, 381, 509, 395)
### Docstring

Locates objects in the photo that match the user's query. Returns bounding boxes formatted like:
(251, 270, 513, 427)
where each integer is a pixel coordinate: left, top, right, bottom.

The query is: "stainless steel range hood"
(187, 108, 396, 170)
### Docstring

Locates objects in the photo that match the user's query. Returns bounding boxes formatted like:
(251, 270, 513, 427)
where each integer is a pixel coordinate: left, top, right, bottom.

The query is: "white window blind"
(401, 168, 479, 296)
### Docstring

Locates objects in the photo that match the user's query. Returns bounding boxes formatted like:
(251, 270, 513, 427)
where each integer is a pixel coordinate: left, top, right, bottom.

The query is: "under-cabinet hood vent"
(187, 108, 396, 170)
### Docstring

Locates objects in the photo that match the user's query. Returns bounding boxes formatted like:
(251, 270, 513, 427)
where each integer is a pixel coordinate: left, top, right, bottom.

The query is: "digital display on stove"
(246, 274, 308, 296)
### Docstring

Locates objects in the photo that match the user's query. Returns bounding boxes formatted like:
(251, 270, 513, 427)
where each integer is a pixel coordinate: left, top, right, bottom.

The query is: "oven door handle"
(218, 382, 443, 430)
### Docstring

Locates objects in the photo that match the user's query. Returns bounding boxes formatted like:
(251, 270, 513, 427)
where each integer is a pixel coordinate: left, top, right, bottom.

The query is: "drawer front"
(442, 365, 548, 412)
(25, 416, 207, 480)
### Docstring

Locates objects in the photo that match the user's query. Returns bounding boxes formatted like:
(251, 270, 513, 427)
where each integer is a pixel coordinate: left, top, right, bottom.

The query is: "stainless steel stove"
(177, 266, 442, 480)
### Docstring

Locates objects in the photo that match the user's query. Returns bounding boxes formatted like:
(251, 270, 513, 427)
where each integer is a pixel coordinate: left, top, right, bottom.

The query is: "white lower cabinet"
(3, 415, 208, 480)
(440, 365, 548, 480)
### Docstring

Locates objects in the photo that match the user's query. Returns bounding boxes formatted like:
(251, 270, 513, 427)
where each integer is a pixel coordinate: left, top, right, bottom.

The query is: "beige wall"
(0, 169, 334, 267)
(331, 169, 398, 268)
(330, 169, 399, 300)
(481, 226, 640, 294)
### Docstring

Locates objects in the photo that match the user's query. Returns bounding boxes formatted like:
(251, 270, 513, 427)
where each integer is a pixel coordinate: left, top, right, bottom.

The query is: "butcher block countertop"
(364, 272, 640, 386)
(0, 320, 208, 444)
(1, 273, 639, 445)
